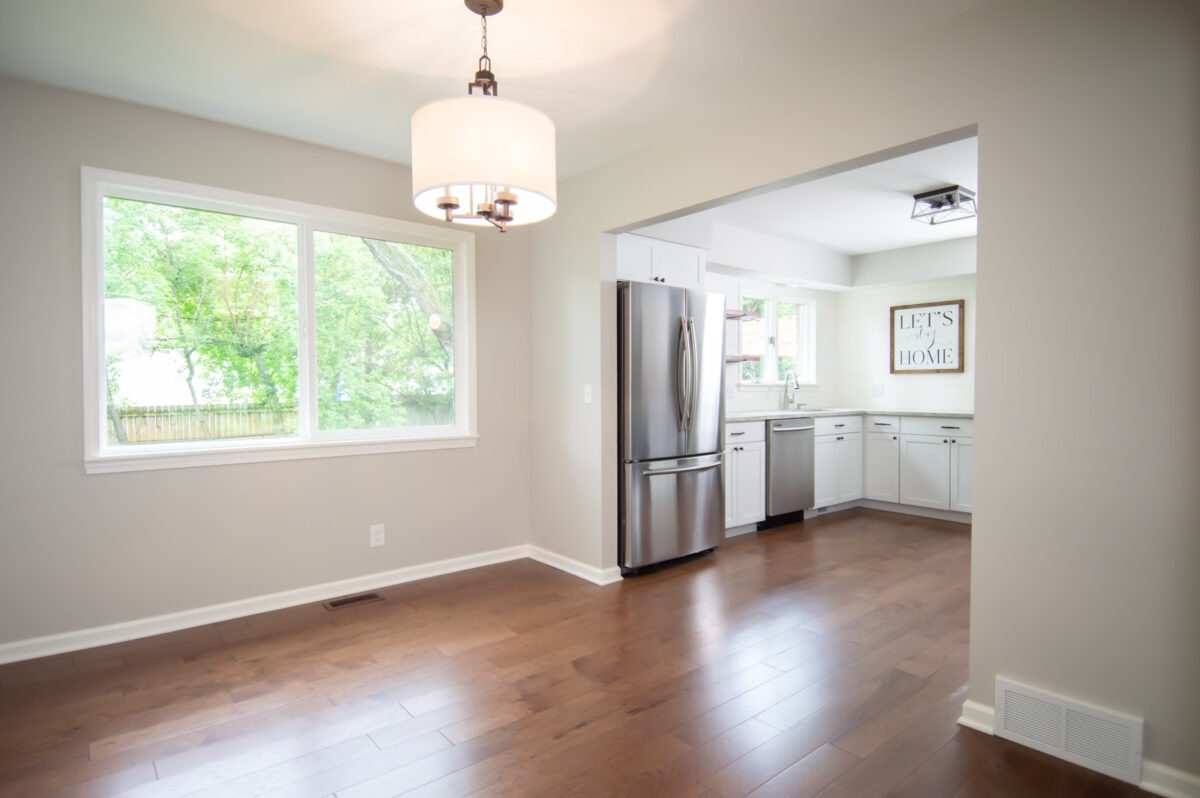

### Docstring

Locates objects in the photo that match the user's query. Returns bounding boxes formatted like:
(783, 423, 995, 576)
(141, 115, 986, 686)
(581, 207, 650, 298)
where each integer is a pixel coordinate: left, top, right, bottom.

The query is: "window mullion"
(297, 222, 318, 439)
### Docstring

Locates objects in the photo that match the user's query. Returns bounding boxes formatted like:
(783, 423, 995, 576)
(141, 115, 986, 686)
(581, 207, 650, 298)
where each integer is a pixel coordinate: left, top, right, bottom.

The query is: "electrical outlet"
(583, 384, 593, 404)
(871, 383, 884, 397)
(369, 523, 385, 548)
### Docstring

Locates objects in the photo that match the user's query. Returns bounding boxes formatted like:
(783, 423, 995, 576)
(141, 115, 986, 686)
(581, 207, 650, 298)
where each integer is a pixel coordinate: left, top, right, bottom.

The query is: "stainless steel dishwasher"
(765, 417, 815, 521)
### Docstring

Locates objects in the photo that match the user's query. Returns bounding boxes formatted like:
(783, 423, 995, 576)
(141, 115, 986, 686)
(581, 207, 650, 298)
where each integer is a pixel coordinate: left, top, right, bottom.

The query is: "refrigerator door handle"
(675, 316, 689, 430)
(686, 318, 699, 429)
(643, 460, 722, 477)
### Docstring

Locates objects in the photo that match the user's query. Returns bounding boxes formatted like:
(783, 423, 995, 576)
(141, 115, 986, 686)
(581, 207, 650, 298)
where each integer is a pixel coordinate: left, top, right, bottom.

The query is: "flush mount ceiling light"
(410, 0, 557, 232)
(911, 185, 977, 225)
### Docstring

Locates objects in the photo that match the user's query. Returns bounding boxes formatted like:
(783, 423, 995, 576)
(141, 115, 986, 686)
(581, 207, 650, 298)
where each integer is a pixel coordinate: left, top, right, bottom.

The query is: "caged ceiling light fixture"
(410, 0, 557, 232)
(911, 185, 977, 225)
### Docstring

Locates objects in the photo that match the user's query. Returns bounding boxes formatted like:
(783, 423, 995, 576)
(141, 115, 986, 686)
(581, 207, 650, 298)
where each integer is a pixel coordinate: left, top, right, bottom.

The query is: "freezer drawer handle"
(773, 425, 815, 432)
(644, 461, 722, 477)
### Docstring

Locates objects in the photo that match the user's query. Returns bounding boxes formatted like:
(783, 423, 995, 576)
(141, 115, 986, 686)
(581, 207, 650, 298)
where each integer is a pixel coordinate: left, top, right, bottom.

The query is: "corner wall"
(529, 0, 1200, 777)
(0, 77, 533, 648)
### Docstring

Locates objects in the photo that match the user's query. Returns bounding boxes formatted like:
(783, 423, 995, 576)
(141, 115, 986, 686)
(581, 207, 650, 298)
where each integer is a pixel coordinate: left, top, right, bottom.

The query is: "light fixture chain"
(481, 14, 488, 60)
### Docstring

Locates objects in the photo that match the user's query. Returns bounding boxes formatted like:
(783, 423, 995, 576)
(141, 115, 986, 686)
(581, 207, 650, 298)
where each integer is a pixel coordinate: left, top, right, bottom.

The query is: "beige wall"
(529, 0, 1200, 775)
(0, 77, 533, 643)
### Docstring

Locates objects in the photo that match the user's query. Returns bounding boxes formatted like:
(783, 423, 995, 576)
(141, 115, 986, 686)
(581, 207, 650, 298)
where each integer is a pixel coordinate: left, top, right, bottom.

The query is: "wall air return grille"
(994, 676, 1143, 785)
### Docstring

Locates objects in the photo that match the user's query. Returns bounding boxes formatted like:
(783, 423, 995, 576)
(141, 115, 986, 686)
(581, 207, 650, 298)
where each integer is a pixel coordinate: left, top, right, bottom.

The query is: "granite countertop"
(726, 408, 974, 422)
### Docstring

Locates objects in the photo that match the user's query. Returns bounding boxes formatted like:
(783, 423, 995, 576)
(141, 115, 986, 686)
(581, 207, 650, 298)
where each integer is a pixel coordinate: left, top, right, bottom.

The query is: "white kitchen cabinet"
(950, 437, 974, 513)
(835, 433, 864, 504)
(899, 434, 952, 509)
(725, 422, 765, 527)
(812, 416, 862, 509)
(898, 417, 973, 512)
(813, 434, 838, 508)
(865, 430, 900, 503)
(616, 233, 706, 290)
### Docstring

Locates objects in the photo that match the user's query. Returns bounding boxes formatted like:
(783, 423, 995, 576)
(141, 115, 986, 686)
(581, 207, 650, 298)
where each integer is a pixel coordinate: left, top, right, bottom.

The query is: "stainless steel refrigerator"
(618, 281, 725, 572)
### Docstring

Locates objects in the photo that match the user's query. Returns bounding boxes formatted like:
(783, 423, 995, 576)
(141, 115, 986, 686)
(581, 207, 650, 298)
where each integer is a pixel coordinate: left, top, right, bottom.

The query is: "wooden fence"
(107, 399, 454, 443)
(108, 404, 298, 443)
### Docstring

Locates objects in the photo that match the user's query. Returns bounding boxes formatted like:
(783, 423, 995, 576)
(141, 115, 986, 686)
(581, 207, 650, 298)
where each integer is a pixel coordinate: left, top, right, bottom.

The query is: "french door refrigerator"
(618, 280, 725, 572)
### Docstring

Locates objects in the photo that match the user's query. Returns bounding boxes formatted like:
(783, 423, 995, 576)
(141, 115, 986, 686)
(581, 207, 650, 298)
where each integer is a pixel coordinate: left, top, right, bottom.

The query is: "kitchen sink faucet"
(782, 369, 804, 411)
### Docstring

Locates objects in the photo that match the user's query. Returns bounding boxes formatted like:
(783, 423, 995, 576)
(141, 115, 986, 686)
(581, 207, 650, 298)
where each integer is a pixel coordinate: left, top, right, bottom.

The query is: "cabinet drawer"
(815, 415, 862, 436)
(865, 415, 900, 432)
(725, 421, 765, 444)
(899, 416, 973, 437)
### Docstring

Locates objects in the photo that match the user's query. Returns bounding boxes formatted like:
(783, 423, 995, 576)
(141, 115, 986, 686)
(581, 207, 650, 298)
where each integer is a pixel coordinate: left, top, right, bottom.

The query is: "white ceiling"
(637, 137, 979, 256)
(0, 0, 993, 179)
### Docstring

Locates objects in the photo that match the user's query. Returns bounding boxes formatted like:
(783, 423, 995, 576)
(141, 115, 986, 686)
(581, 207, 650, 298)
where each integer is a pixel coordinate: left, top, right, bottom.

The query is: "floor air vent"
(994, 676, 1143, 784)
(322, 592, 383, 611)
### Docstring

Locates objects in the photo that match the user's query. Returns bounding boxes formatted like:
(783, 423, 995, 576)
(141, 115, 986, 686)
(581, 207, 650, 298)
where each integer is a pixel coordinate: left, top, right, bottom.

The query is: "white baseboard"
(958, 698, 996, 734)
(724, 523, 759, 538)
(1143, 761, 1200, 798)
(804, 499, 971, 525)
(527, 545, 623, 586)
(0, 544, 530, 665)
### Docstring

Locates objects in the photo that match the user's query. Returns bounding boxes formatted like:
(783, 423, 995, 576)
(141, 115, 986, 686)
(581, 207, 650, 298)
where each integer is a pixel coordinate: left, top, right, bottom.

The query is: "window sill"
(84, 433, 479, 474)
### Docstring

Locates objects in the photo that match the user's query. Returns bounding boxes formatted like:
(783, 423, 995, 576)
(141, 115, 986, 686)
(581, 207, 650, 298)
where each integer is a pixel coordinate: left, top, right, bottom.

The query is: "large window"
(83, 168, 476, 473)
(738, 292, 816, 385)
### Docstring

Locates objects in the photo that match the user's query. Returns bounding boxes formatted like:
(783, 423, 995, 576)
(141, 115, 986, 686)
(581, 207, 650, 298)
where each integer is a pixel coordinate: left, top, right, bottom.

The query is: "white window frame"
(737, 291, 817, 387)
(81, 167, 477, 474)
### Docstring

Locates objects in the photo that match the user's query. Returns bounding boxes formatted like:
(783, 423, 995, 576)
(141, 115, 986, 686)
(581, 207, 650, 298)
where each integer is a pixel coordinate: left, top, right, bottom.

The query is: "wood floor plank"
(0, 510, 1152, 798)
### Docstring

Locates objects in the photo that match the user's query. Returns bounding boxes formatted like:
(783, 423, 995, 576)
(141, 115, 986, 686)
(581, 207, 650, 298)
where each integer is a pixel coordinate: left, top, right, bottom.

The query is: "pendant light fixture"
(410, 0, 557, 232)
(911, 185, 977, 225)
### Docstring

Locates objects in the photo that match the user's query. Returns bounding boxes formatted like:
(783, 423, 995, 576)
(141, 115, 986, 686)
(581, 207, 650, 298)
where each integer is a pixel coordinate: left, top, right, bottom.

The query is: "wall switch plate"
(583, 384, 593, 404)
(369, 523, 385, 548)
(871, 384, 884, 397)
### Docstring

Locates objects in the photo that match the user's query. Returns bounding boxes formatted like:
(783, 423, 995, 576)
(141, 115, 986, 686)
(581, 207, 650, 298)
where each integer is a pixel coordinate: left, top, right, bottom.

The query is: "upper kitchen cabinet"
(616, 234, 706, 290)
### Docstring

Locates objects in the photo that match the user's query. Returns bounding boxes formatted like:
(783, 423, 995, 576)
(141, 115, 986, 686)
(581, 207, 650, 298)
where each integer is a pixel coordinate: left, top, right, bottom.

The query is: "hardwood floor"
(0, 509, 1150, 797)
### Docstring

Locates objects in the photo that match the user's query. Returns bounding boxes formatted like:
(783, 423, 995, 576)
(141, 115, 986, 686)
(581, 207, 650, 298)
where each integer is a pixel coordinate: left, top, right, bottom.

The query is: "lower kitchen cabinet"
(899, 419, 974, 512)
(725, 421, 765, 527)
(950, 436, 974, 512)
(899, 434, 952, 509)
(865, 430, 900, 503)
(726, 441, 766, 526)
(813, 416, 862, 509)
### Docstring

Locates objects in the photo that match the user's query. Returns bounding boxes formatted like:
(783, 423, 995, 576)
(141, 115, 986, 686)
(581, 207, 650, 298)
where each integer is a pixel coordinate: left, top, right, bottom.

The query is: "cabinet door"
(835, 433, 863, 503)
(950, 437, 974, 513)
(812, 434, 838, 509)
(724, 448, 738, 527)
(865, 431, 900, 503)
(615, 235, 654, 282)
(652, 244, 704, 289)
(900, 434, 951, 509)
(735, 441, 766, 525)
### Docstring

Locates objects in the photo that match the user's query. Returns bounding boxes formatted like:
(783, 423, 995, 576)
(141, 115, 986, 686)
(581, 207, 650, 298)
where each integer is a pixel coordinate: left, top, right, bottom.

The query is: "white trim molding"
(527, 545, 624, 586)
(958, 699, 996, 734)
(0, 544, 622, 665)
(1143, 761, 1200, 798)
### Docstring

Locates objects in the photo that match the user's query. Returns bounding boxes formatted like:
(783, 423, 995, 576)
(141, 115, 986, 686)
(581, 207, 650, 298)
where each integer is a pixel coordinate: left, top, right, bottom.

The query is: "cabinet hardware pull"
(834, 423, 845, 427)
(952, 439, 957, 444)
(943, 439, 948, 443)
(874, 422, 891, 426)
(892, 436, 897, 440)
(729, 431, 745, 436)
(940, 425, 960, 430)
(836, 436, 844, 440)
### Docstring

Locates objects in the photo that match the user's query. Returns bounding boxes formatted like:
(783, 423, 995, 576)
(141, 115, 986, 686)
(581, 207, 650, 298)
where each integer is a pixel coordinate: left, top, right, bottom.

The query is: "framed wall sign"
(890, 299, 965, 374)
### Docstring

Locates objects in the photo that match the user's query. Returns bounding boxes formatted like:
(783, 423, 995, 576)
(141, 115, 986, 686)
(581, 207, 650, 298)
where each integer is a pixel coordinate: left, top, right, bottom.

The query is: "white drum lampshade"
(411, 95, 557, 227)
